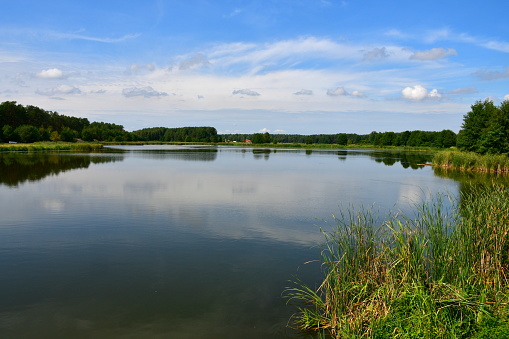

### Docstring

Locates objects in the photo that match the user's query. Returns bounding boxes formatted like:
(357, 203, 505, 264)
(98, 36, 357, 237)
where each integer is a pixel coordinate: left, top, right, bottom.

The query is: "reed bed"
(286, 185, 509, 338)
(0, 142, 103, 152)
(433, 150, 509, 173)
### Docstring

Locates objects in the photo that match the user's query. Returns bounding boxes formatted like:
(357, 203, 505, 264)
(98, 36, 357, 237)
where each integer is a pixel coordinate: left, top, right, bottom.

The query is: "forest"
(3, 99, 508, 153)
(0, 101, 217, 143)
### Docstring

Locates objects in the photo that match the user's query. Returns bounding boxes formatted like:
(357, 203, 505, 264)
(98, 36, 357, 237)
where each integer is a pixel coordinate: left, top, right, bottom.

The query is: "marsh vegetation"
(286, 184, 509, 338)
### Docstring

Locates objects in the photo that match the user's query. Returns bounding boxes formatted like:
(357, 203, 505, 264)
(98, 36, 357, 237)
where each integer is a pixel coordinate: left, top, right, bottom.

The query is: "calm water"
(0, 146, 460, 338)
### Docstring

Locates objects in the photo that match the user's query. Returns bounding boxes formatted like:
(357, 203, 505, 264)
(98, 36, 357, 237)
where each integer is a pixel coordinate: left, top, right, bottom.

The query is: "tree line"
(220, 129, 457, 148)
(0, 101, 217, 143)
(3, 99, 508, 153)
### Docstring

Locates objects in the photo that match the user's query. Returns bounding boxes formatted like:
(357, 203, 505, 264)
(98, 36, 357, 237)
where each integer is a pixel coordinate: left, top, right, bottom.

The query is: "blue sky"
(1, 0, 508, 134)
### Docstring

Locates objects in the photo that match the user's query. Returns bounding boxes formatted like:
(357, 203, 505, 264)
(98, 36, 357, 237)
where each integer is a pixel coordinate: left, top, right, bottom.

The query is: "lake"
(0, 146, 461, 338)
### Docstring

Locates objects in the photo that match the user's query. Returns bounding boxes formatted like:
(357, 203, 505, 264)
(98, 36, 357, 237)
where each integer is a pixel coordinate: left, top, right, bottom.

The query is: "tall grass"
(286, 185, 509, 338)
(0, 142, 103, 152)
(433, 150, 509, 173)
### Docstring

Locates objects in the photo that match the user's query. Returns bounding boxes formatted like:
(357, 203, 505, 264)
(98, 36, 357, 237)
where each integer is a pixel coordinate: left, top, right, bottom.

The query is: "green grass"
(285, 185, 509, 338)
(0, 142, 103, 152)
(433, 150, 509, 173)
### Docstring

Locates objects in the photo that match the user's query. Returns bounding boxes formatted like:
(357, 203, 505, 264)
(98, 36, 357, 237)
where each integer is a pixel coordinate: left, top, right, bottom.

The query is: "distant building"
(245, 139, 252, 143)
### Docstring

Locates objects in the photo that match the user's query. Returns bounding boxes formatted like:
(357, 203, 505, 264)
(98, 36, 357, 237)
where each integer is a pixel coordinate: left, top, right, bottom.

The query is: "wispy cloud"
(410, 48, 457, 60)
(327, 87, 348, 96)
(54, 31, 141, 43)
(232, 89, 260, 96)
(294, 89, 313, 95)
(122, 86, 168, 98)
(473, 67, 509, 81)
(448, 87, 477, 95)
(36, 85, 81, 96)
(363, 47, 389, 61)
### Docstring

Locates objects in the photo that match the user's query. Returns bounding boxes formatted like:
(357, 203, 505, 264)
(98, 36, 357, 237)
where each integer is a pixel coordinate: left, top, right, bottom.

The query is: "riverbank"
(0, 142, 104, 152)
(432, 150, 509, 173)
(286, 184, 509, 338)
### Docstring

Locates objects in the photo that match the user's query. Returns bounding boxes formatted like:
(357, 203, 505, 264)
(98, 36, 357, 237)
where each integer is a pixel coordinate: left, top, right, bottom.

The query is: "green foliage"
(286, 185, 509, 338)
(221, 130, 456, 147)
(59, 127, 78, 142)
(81, 122, 130, 142)
(457, 99, 509, 154)
(132, 126, 217, 143)
(14, 125, 40, 143)
(337, 133, 348, 145)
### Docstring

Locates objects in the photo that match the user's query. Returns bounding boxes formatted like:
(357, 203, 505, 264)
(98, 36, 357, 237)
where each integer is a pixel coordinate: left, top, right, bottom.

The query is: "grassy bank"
(433, 150, 509, 173)
(286, 185, 509, 338)
(0, 142, 103, 152)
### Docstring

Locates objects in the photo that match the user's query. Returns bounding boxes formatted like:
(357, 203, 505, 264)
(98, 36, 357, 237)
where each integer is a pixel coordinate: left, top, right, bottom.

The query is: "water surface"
(0, 146, 459, 338)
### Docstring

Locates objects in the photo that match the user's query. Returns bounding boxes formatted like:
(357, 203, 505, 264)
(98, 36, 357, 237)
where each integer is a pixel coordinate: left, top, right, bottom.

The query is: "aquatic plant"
(286, 185, 509, 338)
(433, 150, 509, 173)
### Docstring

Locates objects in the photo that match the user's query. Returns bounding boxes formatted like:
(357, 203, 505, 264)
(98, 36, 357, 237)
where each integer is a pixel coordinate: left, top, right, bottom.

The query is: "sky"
(1, 0, 508, 134)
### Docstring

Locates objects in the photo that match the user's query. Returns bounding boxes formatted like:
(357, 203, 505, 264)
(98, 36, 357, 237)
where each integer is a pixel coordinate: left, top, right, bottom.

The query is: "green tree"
(337, 134, 348, 145)
(60, 127, 77, 142)
(15, 125, 41, 143)
(457, 99, 508, 154)
(2, 125, 15, 141)
(457, 99, 497, 153)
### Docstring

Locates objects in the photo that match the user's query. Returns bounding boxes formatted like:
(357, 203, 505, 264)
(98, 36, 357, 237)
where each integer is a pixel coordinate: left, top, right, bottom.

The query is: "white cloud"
(36, 85, 81, 96)
(294, 89, 313, 95)
(410, 48, 457, 60)
(428, 89, 442, 99)
(232, 89, 260, 96)
(122, 86, 168, 98)
(401, 85, 441, 101)
(481, 41, 509, 53)
(259, 128, 270, 133)
(504, 94, 509, 101)
(326, 87, 348, 96)
(36, 68, 65, 79)
(351, 90, 366, 97)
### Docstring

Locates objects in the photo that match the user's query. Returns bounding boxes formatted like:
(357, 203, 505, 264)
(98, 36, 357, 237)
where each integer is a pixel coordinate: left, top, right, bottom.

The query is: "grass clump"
(0, 142, 103, 152)
(286, 185, 509, 338)
(433, 150, 509, 173)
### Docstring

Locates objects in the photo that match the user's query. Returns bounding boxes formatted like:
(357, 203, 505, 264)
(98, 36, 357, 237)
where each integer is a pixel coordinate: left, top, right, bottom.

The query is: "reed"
(286, 185, 509, 338)
(433, 150, 509, 173)
(0, 142, 103, 152)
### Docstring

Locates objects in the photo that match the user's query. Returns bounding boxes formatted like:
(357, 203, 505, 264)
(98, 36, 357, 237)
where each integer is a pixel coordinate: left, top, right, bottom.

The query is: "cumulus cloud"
(232, 89, 260, 96)
(473, 67, 509, 81)
(505, 94, 509, 101)
(327, 87, 348, 96)
(363, 47, 388, 61)
(351, 90, 366, 97)
(122, 86, 168, 98)
(294, 89, 313, 95)
(326, 87, 366, 98)
(36, 68, 65, 79)
(410, 48, 457, 60)
(179, 53, 211, 70)
(259, 128, 270, 133)
(448, 87, 477, 95)
(401, 85, 441, 101)
(36, 85, 81, 96)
